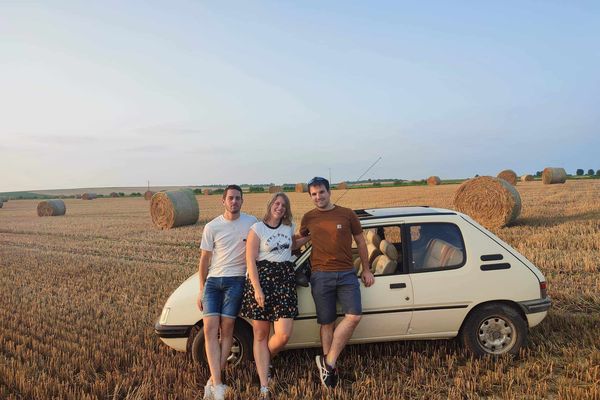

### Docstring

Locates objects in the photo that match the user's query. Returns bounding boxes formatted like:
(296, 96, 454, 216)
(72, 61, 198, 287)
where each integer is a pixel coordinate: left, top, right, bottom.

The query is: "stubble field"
(1, 181, 599, 399)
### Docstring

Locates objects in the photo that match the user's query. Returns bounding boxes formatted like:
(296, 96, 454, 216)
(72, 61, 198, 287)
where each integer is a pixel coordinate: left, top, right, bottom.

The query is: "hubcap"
(477, 316, 516, 354)
(226, 336, 242, 365)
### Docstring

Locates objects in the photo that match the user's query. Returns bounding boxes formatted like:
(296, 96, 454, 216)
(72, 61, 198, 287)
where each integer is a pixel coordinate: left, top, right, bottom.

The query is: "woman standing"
(240, 192, 309, 399)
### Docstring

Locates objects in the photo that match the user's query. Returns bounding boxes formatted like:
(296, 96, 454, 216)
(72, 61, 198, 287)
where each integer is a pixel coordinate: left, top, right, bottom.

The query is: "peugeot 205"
(155, 206, 551, 365)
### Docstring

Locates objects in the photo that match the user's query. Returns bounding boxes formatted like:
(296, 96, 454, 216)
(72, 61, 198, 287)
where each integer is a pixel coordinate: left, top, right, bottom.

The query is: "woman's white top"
(251, 221, 295, 262)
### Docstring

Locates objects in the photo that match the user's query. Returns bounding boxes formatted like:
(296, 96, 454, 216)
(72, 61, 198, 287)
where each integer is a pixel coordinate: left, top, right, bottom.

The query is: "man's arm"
(354, 233, 375, 287)
(197, 249, 212, 310)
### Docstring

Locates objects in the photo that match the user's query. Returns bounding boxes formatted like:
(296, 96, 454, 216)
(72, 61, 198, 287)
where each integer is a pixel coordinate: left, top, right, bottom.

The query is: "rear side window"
(407, 223, 465, 272)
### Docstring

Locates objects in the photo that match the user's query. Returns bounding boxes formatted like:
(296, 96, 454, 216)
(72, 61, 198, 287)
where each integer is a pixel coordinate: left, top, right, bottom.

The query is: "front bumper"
(154, 321, 192, 338)
(518, 297, 552, 314)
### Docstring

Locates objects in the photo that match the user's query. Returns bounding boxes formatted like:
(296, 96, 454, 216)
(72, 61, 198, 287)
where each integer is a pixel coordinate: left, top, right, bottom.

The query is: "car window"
(407, 223, 465, 272)
(354, 226, 403, 276)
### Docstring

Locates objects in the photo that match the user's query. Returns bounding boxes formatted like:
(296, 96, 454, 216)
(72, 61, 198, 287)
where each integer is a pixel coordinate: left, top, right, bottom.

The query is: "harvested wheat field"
(1, 180, 599, 399)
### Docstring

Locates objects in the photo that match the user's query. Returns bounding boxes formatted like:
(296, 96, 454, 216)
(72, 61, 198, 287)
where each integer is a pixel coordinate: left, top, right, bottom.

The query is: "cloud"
(134, 125, 209, 136)
(24, 134, 98, 145)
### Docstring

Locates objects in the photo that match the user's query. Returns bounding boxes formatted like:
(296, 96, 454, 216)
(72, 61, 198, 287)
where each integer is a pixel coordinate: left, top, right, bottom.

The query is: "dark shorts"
(202, 276, 246, 319)
(310, 270, 362, 325)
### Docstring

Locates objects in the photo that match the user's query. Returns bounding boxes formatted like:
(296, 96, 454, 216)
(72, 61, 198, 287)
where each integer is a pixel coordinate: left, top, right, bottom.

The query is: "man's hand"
(254, 286, 265, 308)
(361, 269, 375, 287)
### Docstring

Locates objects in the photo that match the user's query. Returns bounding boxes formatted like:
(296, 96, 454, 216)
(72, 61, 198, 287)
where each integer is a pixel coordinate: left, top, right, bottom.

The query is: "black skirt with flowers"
(240, 260, 298, 321)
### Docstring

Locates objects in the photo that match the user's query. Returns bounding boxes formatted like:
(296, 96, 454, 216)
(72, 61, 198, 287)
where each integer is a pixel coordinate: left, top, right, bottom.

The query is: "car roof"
(353, 206, 457, 220)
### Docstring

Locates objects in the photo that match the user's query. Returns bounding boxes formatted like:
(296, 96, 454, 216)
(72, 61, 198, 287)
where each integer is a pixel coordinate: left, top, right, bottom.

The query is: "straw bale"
(353, 257, 363, 276)
(542, 167, 567, 184)
(81, 193, 97, 200)
(497, 169, 518, 186)
(366, 230, 381, 248)
(144, 190, 155, 200)
(367, 243, 382, 265)
(453, 176, 521, 228)
(150, 189, 199, 229)
(268, 185, 283, 194)
(37, 200, 66, 217)
(374, 254, 397, 275)
(295, 183, 307, 193)
(379, 240, 399, 261)
(336, 182, 348, 190)
(370, 255, 381, 273)
(521, 174, 534, 182)
(427, 176, 441, 185)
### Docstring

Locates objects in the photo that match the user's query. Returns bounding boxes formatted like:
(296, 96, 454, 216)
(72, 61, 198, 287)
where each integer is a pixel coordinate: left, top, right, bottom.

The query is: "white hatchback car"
(155, 207, 551, 364)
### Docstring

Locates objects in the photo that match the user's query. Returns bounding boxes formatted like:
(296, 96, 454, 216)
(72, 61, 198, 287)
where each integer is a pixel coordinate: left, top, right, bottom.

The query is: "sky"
(1, 1, 599, 192)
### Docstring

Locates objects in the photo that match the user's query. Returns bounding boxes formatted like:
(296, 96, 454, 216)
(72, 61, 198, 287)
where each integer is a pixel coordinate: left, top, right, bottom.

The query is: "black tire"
(461, 303, 527, 356)
(191, 319, 253, 366)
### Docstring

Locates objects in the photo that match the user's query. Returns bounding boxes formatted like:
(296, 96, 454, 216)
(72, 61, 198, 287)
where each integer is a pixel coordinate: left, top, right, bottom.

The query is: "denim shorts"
(202, 276, 246, 319)
(310, 270, 362, 324)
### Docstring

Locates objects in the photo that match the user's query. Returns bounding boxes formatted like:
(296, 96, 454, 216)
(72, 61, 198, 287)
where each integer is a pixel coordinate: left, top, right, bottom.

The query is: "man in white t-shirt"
(197, 184, 257, 400)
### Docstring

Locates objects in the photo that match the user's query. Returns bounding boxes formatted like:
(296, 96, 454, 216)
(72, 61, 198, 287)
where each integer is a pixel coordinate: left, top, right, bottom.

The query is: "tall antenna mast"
(334, 156, 382, 205)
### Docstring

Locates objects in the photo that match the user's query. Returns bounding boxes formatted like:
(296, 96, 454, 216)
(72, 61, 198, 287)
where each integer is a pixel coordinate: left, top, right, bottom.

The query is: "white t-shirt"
(251, 221, 295, 263)
(200, 213, 258, 278)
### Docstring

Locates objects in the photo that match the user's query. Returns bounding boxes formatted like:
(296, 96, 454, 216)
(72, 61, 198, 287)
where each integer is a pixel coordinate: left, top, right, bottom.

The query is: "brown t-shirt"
(300, 205, 363, 272)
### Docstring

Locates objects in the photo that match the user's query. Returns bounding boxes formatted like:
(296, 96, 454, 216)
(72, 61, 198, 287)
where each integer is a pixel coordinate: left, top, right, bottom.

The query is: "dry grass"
(1, 181, 599, 399)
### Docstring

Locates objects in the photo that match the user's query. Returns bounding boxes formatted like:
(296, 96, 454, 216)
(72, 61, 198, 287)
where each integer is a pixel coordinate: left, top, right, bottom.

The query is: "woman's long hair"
(263, 192, 292, 226)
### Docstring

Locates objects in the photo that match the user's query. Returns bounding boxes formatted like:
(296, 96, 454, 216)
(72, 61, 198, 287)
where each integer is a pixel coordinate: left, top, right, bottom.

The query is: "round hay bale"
(353, 257, 363, 276)
(366, 230, 381, 248)
(144, 190, 155, 200)
(427, 176, 441, 186)
(81, 193, 97, 200)
(150, 189, 199, 229)
(453, 176, 521, 228)
(497, 169, 518, 186)
(110, 192, 119, 198)
(374, 254, 396, 275)
(37, 200, 66, 217)
(295, 183, 307, 193)
(268, 185, 283, 194)
(542, 167, 567, 184)
(202, 189, 212, 196)
(379, 240, 399, 261)
(336, 182, 348, 190)
(521, 174, 534, 182)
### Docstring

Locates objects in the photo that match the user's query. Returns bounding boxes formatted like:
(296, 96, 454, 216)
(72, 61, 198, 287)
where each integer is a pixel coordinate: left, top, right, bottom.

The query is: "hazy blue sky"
(1, 1, 598, 191)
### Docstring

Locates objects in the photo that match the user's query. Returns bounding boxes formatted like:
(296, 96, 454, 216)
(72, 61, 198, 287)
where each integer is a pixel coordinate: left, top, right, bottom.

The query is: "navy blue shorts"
(202, 276, 245, 319)
(310, 270, 362, 324)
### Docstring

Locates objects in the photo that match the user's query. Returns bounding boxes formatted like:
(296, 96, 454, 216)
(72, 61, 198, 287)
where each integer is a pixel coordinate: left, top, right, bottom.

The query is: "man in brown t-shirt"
(299, 177, 375, 388)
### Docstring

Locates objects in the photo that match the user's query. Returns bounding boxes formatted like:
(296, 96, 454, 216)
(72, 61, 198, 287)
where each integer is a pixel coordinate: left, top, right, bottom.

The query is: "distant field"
(0, 181, 599, 399)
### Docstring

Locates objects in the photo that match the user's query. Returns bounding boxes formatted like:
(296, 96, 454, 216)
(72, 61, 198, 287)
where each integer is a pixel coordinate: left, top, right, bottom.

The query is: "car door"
(406, 222, 472, 336)
(351, 224, 414, 341)
(286, 247, 322, 346)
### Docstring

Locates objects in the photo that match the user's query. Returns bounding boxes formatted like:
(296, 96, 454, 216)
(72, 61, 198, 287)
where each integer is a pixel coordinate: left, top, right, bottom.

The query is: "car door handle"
(389, 283, 406, 289)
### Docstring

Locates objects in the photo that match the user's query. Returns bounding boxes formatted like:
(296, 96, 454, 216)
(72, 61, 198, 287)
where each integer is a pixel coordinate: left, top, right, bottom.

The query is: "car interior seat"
(422, 238, 463, 269)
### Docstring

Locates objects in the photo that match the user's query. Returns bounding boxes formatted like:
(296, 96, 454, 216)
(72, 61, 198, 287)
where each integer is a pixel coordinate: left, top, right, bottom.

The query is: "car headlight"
(159, 307, 170, 324)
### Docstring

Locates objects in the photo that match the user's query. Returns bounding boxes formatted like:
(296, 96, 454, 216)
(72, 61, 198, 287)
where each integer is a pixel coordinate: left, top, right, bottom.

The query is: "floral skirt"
(240, 260, 298, 321)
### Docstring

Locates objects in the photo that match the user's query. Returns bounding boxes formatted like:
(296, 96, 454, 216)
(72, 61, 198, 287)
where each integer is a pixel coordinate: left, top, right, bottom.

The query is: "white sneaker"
(203, 379, 214, 400)
(213, 384, 229, 400)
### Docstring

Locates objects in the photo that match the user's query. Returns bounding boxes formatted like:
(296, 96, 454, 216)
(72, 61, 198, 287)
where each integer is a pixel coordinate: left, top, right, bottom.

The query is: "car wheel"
(461, 304, 527, 356)
(191, 319, 253, 366)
